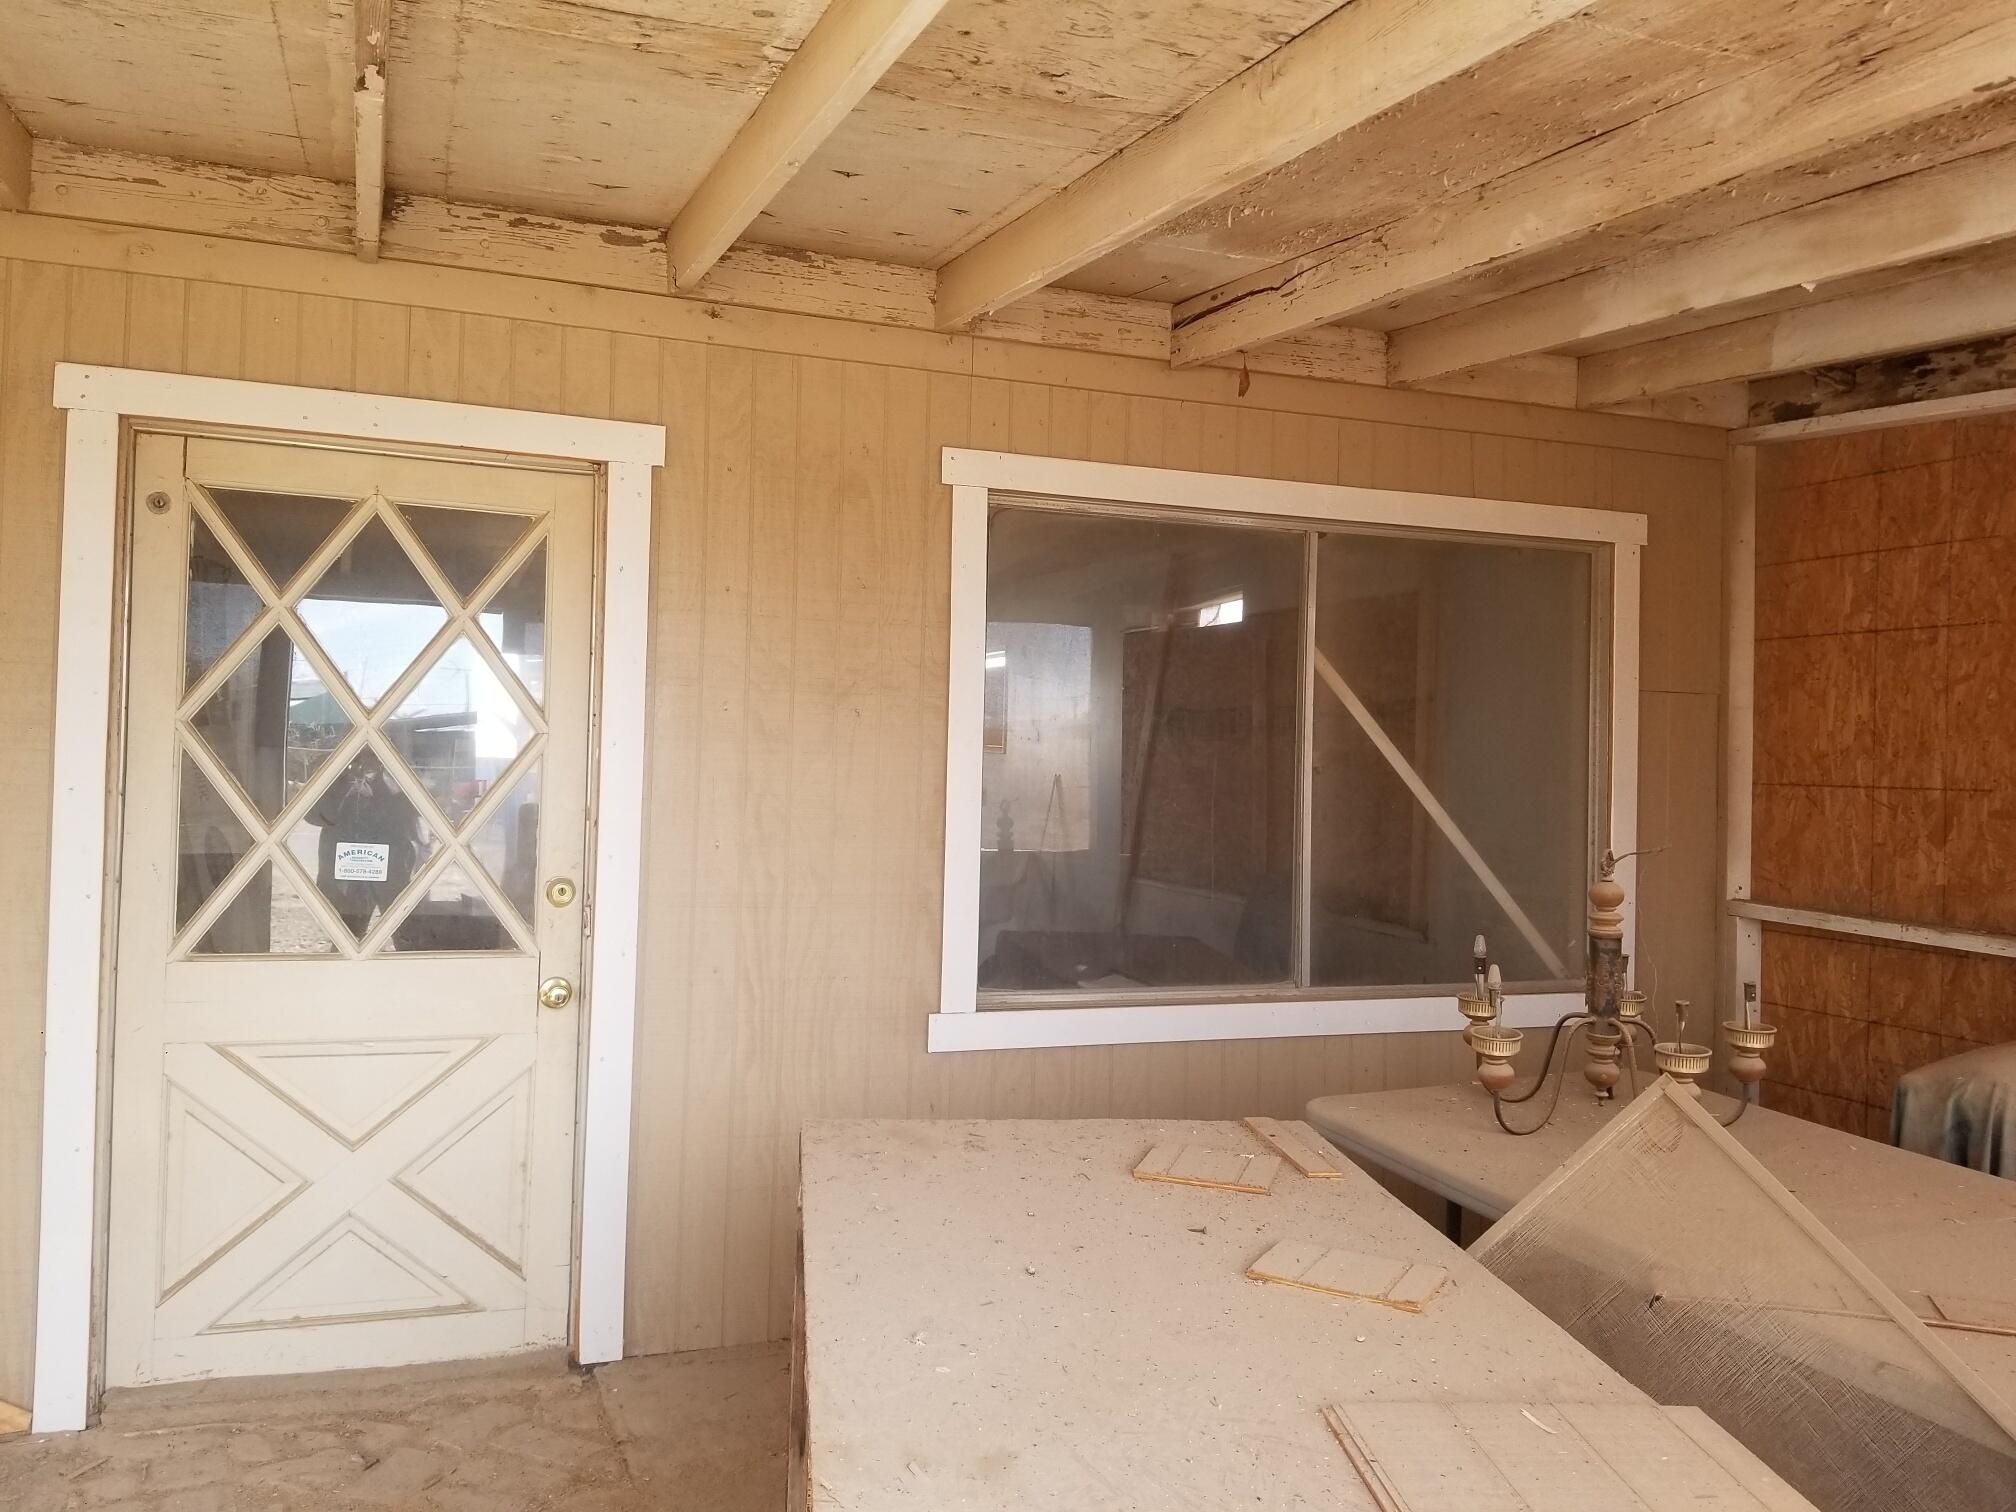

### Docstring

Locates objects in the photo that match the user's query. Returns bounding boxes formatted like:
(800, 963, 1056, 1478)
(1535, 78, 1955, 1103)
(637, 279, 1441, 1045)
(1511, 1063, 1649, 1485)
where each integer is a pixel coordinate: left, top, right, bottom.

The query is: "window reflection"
(978, 509, 1302, 993)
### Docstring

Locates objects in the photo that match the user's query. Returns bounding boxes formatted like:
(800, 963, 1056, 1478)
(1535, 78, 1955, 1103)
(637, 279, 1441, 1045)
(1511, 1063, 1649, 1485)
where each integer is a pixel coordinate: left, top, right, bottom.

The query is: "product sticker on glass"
(332, 841, 392, 882)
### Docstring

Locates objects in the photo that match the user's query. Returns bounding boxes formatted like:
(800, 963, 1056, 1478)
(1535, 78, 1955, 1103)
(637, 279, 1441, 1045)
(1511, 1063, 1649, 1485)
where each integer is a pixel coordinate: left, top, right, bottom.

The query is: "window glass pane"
(397, 503, 532, 603)
(207, 487, 355, 594)
(192, 860, 338, 957)
(471, 761, 540, 924)
(176, 756, 253, 930)
(288, 748, 429, 943)
(383, 862, 513, 953)
(185, 514, 263, 690)
(385, 636, 535, 828)
(297, 515, 448, 707)
(978, 507, 1302, 993)
(189, 626, 352, 821)
(477, 542, 547, 705)
(1311, 531, 1592, 988)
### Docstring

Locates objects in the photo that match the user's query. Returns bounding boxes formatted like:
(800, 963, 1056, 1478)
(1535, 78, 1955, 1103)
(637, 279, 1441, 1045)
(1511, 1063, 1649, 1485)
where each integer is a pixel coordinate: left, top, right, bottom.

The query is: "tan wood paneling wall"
(0, 241, 1725, 1407)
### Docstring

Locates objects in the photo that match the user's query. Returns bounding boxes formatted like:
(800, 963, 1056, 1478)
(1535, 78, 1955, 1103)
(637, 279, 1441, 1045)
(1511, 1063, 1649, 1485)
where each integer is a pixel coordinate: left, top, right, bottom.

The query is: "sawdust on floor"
(0, 1342, 787, 1511)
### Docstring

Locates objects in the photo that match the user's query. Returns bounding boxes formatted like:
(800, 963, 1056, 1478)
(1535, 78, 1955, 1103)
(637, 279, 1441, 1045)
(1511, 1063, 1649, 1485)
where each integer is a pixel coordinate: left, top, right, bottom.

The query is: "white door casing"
(104, 433, 593, 1386)
(34, 366, 660, 1434)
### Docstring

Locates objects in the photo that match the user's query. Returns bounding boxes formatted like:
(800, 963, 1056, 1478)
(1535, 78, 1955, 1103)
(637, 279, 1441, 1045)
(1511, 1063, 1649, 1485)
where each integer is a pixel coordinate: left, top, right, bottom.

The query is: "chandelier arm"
(1618, 1026, 1642, 1101)
(1495, 1011, 1593, 1104)
(1491, 1020, 1591, 1136)
(1713, 1092, 1751, 1128)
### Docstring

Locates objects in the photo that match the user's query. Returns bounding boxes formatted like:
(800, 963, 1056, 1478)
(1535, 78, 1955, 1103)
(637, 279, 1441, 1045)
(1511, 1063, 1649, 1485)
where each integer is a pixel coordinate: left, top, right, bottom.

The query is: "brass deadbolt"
(545, 877, 578, 908)
(145, 491, 172, 514)
(538, 976, 574, 1011)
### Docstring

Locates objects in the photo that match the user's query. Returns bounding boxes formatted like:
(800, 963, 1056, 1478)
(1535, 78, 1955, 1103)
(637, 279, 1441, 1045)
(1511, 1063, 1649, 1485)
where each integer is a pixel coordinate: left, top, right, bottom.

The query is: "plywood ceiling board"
(386, 0, 823, 224)
(1073, 0, 1849, 304)
(0, 0, 328, 175)
(756, 0, 1349, 266)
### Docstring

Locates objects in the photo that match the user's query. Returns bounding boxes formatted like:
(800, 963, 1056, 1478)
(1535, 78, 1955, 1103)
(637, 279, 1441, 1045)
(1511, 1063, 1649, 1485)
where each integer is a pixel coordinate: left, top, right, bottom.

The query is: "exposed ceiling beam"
(1388, 146, 2016, 386)
(668, 0, 950, 290)
(28, 143, 1621, 418)
(353, 0, 390, 261)
(25, 142, 1378, 382)
(1171, 12, 2016, 367)
(931, 0, 1602, 332)
(0, 96, 29, 212)
(1747, 331, 2016, 429)
(1579, 256, 2016, 406)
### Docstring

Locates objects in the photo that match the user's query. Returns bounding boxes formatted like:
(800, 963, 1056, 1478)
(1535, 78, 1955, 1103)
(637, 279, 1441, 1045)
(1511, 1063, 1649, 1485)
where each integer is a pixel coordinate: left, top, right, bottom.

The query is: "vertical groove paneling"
(0, 258, 1726, 1391)
(0, 260, 66, 1412)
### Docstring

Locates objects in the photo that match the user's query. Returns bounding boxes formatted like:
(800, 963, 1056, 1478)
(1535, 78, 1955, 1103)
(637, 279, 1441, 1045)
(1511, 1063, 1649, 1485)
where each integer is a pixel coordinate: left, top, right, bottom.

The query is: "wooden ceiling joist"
(1580, 255, 2016, 406)
(28, 141, 1396, 386)
(352, 0, 390, 262)
(667, 0, 950, 290)
(931, 0, 1603, 333)
(1747, 332, 2016, 429)
(1388, 145, 2016, 387)
(1171, 11, 2016, 367)
(0, 96, 28, 212)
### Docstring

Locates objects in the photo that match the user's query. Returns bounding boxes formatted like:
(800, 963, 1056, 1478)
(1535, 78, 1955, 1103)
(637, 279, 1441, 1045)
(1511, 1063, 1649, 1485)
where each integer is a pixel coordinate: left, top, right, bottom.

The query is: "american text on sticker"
(332, 841, 392, 882)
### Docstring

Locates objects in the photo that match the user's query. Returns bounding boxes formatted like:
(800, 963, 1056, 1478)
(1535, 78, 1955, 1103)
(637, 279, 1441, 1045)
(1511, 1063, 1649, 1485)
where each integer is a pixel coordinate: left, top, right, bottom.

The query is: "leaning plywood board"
(1472, 1077, 2016, 1512)
(798, 1121, 1652, 1507)
(1325, 1401, 1820, 1512)
(1244, 1116, 1346, 1176)
(1133, 1143, 1282, 1194)
(1248, 1241, 1449, 1312)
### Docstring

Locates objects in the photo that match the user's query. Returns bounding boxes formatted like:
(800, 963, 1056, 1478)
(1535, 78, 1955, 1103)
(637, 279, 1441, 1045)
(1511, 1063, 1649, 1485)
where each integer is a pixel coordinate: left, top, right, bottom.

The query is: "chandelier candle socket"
(1464, 855, 1772, 1133)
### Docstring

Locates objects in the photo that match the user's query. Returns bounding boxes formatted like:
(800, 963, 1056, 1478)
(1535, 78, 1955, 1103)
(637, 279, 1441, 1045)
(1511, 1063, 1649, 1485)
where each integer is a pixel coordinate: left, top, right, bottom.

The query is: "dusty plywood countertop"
(796, 1118, 1645, 1509)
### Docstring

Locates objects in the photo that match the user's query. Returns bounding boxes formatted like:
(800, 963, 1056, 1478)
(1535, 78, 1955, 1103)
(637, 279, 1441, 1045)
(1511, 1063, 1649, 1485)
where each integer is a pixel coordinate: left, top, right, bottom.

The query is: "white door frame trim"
(32, 365, 664, 1432)
(933, 448, 1645, 1053)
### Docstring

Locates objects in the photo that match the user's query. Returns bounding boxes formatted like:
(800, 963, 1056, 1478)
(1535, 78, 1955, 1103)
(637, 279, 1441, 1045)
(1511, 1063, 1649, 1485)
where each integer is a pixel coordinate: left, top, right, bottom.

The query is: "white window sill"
(927, 992, 1581, 1052)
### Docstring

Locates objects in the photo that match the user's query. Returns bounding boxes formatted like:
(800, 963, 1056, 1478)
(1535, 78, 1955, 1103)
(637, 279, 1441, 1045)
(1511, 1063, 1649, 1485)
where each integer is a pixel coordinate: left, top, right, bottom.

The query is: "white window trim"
(933, 447, 1645, 1054)
(32, 365, 663, 1432)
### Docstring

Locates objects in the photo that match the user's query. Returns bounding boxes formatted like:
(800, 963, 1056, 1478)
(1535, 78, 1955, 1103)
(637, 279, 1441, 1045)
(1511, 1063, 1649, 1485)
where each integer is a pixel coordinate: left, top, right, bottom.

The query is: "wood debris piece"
(1324, 1400, 1821, 1511)
(1243, 1116, 1346, 1177)
(1924, 1292, 2016, 1338)
(1132, 1143, 1282, 1194)
(1247, 1239, 1448, 1312)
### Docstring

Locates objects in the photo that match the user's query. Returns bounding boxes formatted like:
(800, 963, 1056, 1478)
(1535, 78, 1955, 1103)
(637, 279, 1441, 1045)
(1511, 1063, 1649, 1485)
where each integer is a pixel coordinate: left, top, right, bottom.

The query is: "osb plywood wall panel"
(1753, 417, 2016, 1138)
(0, 254, 1723, 1405)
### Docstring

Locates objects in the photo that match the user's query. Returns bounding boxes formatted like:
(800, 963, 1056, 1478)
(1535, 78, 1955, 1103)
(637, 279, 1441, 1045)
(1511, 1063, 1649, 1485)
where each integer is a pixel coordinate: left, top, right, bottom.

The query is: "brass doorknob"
(538, 976, 574, 1010)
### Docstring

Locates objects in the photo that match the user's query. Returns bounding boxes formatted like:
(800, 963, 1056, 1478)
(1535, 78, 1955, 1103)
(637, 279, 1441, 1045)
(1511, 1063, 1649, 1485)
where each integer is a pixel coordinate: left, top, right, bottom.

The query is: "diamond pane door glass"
(1310, 530, 1593, 988)
(190, 627, 352, 821)
(185, 514, 263, 689)
(978, 507, 1304, 993)
(176, 757, 253, 930)
(398, 504, 533, 602)
(192, 860, 337, 956)
(471, 761, 540, 924)
(286, 748, 429, 943)
(387, 862, 511, 953)
(386, 637, 535, 828)
(478, 542, 547, 704)
(298, 515, 448, 707)
(208, 488, 355, 594)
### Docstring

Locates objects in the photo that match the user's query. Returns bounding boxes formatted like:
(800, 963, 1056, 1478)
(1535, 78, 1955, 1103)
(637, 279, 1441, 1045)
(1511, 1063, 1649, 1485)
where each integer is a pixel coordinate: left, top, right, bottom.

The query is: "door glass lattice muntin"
(172, 477, 549, 959)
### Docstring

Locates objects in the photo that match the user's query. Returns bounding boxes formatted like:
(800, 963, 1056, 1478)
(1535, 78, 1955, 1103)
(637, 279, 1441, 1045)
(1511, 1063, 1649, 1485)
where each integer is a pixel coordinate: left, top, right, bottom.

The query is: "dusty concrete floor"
(0, 1342, 788, 1511)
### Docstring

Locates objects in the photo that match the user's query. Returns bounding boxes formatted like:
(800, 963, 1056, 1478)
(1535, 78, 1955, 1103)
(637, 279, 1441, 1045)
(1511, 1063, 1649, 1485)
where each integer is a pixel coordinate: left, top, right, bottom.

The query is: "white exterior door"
(104, 432, 595, 1386)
